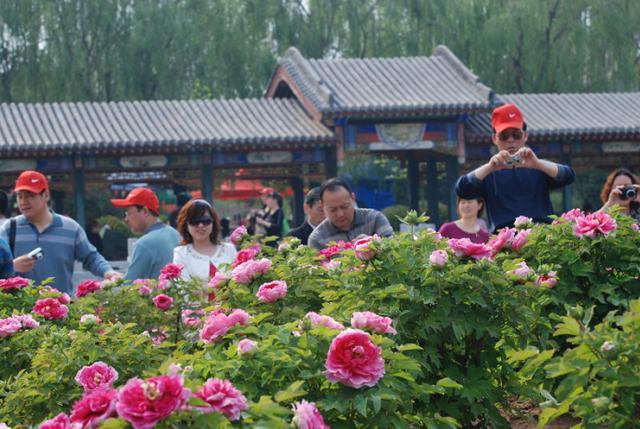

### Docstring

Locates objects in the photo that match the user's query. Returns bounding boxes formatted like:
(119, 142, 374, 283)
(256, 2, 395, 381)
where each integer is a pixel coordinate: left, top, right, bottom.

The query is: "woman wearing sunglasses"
(173, 199, 237, 283)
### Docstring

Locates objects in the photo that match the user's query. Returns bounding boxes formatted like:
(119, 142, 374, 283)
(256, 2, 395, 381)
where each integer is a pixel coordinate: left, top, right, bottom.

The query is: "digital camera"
(28, 247, 44, 260)
(505, 155, 522, 166)
(619, 186, 637, 201)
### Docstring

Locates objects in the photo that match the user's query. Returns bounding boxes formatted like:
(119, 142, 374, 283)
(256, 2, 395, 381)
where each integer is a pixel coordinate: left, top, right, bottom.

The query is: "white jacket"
(173, 242, 237, 283)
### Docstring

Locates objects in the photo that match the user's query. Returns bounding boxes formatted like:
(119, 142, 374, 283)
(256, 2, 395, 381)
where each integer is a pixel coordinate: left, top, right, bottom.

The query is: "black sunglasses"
(188, 217, 213, 226)
(497, 130, 524, 141)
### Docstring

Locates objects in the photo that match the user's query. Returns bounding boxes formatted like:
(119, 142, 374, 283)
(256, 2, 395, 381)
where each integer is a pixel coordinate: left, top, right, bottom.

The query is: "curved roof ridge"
(433, 45, 493, 102)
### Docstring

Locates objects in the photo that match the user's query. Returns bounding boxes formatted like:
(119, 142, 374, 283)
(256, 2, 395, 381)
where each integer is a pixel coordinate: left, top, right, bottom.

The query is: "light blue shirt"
(125, 222, 180, 280)
(0, 212, 111, 294)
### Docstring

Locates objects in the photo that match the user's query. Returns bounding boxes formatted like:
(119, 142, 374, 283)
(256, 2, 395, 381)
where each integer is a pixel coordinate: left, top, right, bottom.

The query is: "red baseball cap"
(111, 188, 159, 215)
(260, 187, 275, 195)
(491, 103, 525, 134)
(14, 170, 49, 193)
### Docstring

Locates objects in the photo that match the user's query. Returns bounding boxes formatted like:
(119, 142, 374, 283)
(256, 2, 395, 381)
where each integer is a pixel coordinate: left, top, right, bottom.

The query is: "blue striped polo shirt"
(0, 212, 111, 294)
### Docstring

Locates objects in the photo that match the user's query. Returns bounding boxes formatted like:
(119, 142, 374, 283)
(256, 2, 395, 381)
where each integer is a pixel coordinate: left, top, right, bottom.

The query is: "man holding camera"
(0, 170, 121, 294)
(456, 103, 575, 232)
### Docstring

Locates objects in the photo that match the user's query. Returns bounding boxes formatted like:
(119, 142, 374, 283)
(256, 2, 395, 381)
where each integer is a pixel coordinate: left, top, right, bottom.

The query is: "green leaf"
(436, 377, 463, 389)
(397, 343, 423, 352)
(553, 317, 581, 337)
(354, 395, 368, 417)
(274, 380, 307, 403)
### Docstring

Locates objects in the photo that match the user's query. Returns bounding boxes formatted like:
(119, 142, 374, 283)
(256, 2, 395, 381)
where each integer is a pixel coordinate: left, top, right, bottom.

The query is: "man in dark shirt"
(455, 103, 575, 232)
(308, 178, 393, 249)
(288, 187, 325, 245)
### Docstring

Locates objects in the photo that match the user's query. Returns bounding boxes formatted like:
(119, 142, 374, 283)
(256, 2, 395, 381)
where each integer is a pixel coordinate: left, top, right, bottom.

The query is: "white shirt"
(173, 242, 237, 283)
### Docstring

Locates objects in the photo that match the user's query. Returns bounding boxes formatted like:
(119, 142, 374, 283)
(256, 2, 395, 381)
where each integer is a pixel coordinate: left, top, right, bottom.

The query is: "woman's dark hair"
(456, 196, 485, 218)
(176, 199, 221, 245)
(267, 192, 283, 208)
(600, 168, 638, 204)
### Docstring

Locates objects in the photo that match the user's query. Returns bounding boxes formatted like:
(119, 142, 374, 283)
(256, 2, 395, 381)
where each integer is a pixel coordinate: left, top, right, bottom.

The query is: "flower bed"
(0, 210, 639, 428)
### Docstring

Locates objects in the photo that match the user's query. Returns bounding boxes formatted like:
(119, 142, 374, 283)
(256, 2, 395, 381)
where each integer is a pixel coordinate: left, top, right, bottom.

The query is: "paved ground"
(72, 260, 129, 284)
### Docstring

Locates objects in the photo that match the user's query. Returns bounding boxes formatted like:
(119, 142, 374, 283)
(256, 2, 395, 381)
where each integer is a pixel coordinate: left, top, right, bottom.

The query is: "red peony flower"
(195, 378, 248, 421)
(159, 263, 183, 281)
(0, 276, 30, 292)
(75, 361, 119, 391)
(38, 413, 71, 429)
(232, 244, 261, 268)
(152, 294, 174, 311)
(70, 387, 117, 428)
(75, 280, 103, 298)
(33, 298, 68, 320)
(116, 375, 190, 429)
(324, 329, 385, 388)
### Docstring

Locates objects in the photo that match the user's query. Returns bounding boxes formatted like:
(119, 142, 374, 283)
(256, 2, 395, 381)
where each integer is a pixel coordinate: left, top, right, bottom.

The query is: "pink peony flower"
(181, 309, 205, 327)
(116, 375, 190, 429)
(0, 276, 30, 292)
(513, 216, 533, 228)
(324, 329, 385, 388)
(138, 285, 152, 296)
(195, 378, 248, 421)
(232, 244, 261, 268)
(70, 387, 118, 428)
(33, 298, 68, 320)
(75, 362, 119, 392)
(208, 271, 228, 289)
(13, 314, 39, 329)
(536, 271, 558, 288)
(428, 250, 448, 267)
(75, 280, 103, 298)
(489, 227, 516, 255)
(447, 238, 492, 260)
(573, 212, 617, 238)
(57, 293, 71, 305)
(237, 338, 257, 355)
(152, 294, 173, 311)
(292, 400, 330, 429)
(319, 241, 353, 260)
(230, 226, 248, 246)
(227, 309, 250, 326)
(511, 229, 531, 252)
(306, 312, 345, 331)
(159, 263, 183, 281)
(354, 235, 381, 261)
(256, 280, 288, 303)
(199, 313, 231, 344)
(633, 223, 640, 232)
(561, 208, 584, 222)
(232, 258, 272, 285)
(38, 413, 71, 429)
(0, 317, 22, 338)
(601, 341, 615, 352)
(510, 261, 533, 278)
(351, 311, 397, 335)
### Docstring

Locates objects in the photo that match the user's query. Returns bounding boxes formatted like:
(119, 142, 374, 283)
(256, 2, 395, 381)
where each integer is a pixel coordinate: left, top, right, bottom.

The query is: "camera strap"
(9, 218, 16, 256)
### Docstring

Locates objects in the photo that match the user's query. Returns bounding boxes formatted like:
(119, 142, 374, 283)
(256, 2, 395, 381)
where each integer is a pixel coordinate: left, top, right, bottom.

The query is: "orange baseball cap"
(111, 188, 159, 215)
(14, 170, 49, 193)
(491, 103, 525, 134)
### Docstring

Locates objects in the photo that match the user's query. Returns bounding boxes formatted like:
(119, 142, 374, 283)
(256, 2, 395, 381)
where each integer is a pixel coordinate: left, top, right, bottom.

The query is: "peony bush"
(0, 210, 639, 428)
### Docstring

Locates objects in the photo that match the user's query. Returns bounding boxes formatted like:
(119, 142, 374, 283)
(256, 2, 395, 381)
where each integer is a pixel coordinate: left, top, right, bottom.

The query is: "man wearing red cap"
(111, 187, 180, 280)
(456, 103, 575, 231)
(0, 170, 120, 294)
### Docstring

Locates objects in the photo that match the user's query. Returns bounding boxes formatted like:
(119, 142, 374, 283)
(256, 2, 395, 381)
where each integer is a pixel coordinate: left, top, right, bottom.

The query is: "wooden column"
(291, 177, 305, 227)
(72, 155, 86, 229)
(325, 146, 338, 179)
(446, 155, 459, 220)
(426, 153, 439, 227)
(201, 151, 213, 204)
(562, 147, 573, 213)
(407, 156, 420, 211)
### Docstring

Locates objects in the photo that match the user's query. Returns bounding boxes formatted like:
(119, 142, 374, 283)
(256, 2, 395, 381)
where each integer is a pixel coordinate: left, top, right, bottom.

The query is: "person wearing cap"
(287, 187, 325, 245)
(0, 170, 120, 293)
(111, 187, 180, 280)
(308, 178, 393, 250)
(455, 104, 576, 232)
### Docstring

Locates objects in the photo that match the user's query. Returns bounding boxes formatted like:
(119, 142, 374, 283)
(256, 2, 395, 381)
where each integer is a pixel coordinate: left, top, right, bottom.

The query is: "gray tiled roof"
(0, 98, 334, 155)
(466, 92, 640, 142)
(273, 46, 493, 118)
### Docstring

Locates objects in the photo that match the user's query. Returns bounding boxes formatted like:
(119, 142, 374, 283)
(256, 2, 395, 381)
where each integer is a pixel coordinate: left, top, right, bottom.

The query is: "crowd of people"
(0, 102, 637, 294)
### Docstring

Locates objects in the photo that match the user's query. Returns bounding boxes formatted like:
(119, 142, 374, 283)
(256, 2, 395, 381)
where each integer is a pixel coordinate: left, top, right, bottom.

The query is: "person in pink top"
(439, 197, 490, 244)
